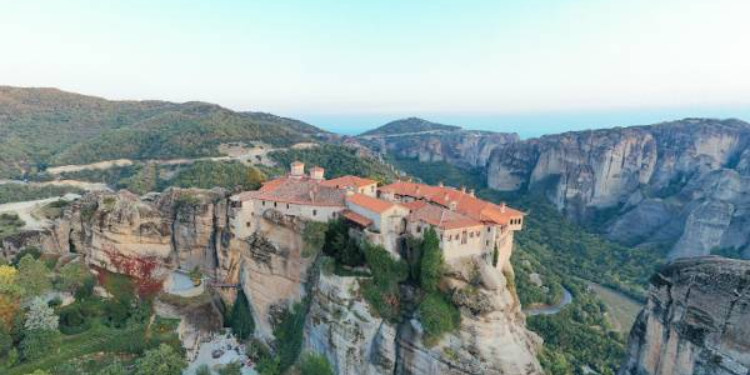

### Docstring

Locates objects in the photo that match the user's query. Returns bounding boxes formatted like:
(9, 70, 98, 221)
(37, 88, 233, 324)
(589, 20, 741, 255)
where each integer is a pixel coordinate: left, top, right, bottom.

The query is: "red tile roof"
(379, 181, 524, 225)
(320, 175, 377, 189)
(341, 210, 373, 227)
(346, 193, 397, 213)
(408, 204, 483, 230)
(234, 176, 346, 206)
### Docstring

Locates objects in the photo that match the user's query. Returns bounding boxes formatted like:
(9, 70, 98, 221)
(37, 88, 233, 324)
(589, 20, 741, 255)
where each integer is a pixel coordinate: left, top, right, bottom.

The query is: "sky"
(1, 0, 750, 137)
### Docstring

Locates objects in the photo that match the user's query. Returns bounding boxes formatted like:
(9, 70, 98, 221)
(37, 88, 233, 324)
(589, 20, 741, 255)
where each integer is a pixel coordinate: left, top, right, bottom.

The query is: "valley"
(0, 87, 747, 375)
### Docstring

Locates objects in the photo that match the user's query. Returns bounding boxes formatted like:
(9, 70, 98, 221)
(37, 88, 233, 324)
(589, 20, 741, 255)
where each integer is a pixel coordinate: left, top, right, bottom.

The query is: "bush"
(418, 292, 460, 346)
(195, 364, 212, 375)
(302, 221, 328, 258)
(273, 302, 308, 373)
(322, 219, 364, 267)
(299, 352, 334, 375)
(133, 343, 187, 375)
(360, 242, 408, 322)
(218, 361, 243, 375)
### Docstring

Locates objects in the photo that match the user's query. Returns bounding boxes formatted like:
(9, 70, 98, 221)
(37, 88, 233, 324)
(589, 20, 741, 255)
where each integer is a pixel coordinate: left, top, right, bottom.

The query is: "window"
(313, 209, 317, 216)
(440, 235, 444, 241)
(470, 232, 474, 238)
(416, 226, 422, 233)
(274, 202, 277, 208)
(486, 240, 489, 246)
(487, 227, 491, 232)
(246, 222, 251, 227)
(262, 201, 266, 206)
(286, 204, 290, 209)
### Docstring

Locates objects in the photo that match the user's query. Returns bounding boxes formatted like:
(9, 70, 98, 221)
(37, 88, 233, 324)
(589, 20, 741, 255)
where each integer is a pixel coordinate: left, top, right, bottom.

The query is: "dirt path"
(587, 282, 642, 332)
(0, 197, 70, 230)
(44, 141, 289, 176)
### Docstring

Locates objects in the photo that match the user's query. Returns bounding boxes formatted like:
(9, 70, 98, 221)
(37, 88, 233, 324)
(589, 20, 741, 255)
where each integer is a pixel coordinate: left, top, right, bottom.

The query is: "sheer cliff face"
(361, 130, 519, 168)
(619, 256, 750, 375)
(488, 119, 750, 259)
(366, 118, 750, 259)
(304, 260, 543, 375)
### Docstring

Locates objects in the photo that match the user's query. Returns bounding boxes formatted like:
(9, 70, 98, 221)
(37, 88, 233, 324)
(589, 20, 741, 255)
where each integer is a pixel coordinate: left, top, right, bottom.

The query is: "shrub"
(418, 292, 460, 346)
(133, 343, 187, 375)
(218, 361, 243, 375)
(360, 242, 408, 322)
(302, 221, 328, 258)
(195, 364, 212, 375)
(299, 352, 334, 375)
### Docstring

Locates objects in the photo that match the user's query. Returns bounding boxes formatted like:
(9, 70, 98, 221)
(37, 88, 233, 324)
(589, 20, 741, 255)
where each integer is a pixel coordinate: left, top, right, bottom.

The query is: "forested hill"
(359, 117, 461, 136)
(0, 86, 327, 178)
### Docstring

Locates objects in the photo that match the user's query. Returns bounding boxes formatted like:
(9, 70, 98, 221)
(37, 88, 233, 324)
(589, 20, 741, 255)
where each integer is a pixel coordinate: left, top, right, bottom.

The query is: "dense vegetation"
(0, 213, 25, 240)
(269, 145, 397, 183)
(0, 86, 324, 178)
(0, 256, 183, 375)
(166, 160, 266, 192)
(0, 184, 83, 205)
(359, 117, 461, 136)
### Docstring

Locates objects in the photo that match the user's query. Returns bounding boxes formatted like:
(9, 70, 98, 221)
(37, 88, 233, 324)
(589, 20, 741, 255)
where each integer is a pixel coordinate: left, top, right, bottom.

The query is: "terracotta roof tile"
(320, 175, 377, 189)
(341, 210, 373, 227)
(380, 181, 524, 225)
(346, 193, 397, 214)
(408, 204, 483, 230)
(235, 176, 346, 206)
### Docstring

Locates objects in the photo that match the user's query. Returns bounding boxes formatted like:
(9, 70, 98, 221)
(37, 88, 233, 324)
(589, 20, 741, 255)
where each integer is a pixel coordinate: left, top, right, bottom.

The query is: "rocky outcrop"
(619, 256, 750, 375)
(364, 118, 750, 259)
(6, 188, 543, 374)
(361, 130, 519, 168)
(304, 258, 543, 375)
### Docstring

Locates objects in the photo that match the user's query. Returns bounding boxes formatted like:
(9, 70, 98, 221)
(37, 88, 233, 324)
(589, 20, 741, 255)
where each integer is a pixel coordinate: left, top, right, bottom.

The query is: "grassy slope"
(0, 86, 325, 178)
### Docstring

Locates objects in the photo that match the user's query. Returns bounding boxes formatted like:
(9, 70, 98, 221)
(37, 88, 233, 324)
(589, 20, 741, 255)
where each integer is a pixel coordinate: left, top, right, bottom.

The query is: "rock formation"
(362, 118, 750, 259)
(619, 256, 750, 375)
(304, 258, 542, 375)
(0, 188, 542, 374)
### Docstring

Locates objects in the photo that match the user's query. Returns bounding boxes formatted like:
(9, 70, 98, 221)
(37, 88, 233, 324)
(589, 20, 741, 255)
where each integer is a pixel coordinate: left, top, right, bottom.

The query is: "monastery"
(229, 161, 524, 269)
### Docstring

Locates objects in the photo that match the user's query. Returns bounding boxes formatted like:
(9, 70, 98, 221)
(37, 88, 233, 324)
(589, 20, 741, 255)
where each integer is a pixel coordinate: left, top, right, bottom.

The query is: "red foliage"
(102, 244, 164, 298)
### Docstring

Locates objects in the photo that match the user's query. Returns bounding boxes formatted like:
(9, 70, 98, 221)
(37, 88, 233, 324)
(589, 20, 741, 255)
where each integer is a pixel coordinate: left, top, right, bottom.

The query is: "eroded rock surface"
(619, 256, 750, 375)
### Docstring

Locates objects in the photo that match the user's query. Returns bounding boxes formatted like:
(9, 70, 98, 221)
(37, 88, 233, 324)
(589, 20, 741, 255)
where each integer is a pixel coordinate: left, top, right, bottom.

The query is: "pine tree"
(230, 289, 255, 340)
(419, 227, 444, 293)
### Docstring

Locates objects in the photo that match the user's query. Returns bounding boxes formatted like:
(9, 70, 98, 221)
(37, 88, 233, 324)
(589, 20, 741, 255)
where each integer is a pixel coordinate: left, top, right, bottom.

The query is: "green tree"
(21, 328, 60, 361)
(24, 370, 51, 375)
(299, 352, 334, 375)
(419, 227, 443, 293)
(97, 360, 128, 375)
(134, 344, 187, 375)
(0, 320, 11, 358)
(418, 292, 460, 346)
(17, 255, 51, 297)
(230, 289, 255, 340)
(218, 361, 242, 375)
(58, 260, 92, 294)
(195, 364, 212, 375)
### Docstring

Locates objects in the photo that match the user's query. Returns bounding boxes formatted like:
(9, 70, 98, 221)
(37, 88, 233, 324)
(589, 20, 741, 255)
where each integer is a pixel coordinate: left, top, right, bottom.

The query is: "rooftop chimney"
(438, 182, 444, 187)
(469, 189, 475, 197)
(291, 161, 305, 177)
(460, 186, 466, 193)
(311, 166, 325, 180)
(449, 201, 457, 211)
(499, 202, 506, 213)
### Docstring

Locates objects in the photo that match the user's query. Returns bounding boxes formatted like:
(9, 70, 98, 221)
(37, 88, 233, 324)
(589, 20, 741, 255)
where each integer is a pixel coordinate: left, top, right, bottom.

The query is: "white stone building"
(229, 162, 525, 269)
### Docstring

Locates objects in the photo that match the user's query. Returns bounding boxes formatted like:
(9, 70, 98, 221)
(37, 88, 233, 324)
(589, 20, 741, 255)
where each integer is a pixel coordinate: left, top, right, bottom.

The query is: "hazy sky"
(2, 0, 749, 136)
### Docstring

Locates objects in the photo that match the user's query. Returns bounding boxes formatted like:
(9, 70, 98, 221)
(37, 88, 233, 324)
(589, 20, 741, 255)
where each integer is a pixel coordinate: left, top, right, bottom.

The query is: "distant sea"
(293, 106, 750, 139)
